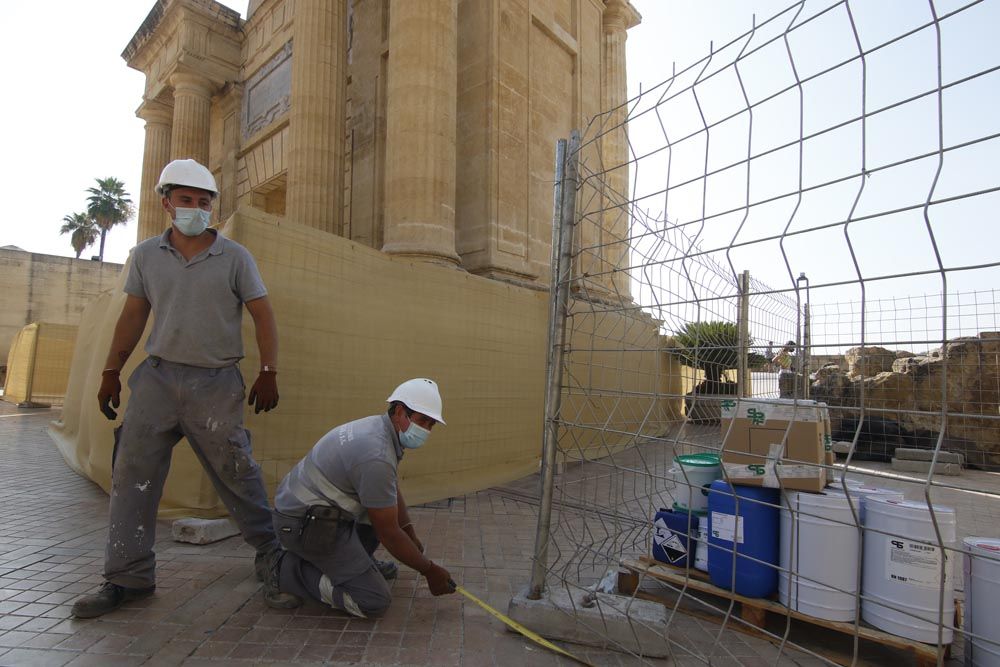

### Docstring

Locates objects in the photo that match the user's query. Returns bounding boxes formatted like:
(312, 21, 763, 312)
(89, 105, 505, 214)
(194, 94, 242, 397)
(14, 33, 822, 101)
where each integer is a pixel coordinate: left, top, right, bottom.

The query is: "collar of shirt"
(381, 413, 404, 461)
(158, 228, 225, 263)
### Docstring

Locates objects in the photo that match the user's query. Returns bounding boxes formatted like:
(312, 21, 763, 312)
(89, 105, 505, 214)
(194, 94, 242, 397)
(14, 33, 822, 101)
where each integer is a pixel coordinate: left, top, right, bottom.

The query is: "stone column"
(286, 0, 346, 234)
(382, 0, 461, 264)
(601, 0, 639, 298)
(136, 100, 173, 241)
(169, 71, 214, 164)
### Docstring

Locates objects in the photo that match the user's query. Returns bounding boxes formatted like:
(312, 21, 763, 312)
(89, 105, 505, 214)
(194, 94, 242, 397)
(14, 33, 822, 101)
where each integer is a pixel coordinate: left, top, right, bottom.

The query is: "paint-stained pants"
(272, 511, 392, 618)
(104, 357, 279, 589)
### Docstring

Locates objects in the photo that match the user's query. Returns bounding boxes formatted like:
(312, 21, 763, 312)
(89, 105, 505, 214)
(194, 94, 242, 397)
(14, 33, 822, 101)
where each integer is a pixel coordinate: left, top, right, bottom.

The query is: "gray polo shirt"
(124, 229, 267, 368)
(275, 414, 404, 518)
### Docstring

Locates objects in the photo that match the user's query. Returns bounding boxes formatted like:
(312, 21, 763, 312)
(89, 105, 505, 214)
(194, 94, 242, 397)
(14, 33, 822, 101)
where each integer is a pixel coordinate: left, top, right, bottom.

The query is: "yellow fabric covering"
(50, 207, 677, 517)
(3, 323, 77, 405)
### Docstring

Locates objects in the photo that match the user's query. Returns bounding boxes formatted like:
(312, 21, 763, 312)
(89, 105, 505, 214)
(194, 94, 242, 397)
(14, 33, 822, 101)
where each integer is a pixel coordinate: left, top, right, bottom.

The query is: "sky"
(1, 0, 996, 350)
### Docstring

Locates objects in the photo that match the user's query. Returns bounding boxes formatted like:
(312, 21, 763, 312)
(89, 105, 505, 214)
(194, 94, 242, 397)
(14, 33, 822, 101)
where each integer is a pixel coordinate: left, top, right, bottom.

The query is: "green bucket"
(675, 453, 722, 468)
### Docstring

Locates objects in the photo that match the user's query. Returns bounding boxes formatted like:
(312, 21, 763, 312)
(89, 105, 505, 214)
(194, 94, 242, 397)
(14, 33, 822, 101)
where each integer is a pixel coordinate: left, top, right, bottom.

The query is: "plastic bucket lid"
(964, 536, 1000, 556)
(675, 453, 721, 468)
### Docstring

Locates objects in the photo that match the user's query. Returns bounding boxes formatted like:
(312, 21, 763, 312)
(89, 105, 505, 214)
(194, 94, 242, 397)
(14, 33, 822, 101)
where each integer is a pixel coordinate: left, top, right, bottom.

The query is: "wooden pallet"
(621, 556, 951, 667)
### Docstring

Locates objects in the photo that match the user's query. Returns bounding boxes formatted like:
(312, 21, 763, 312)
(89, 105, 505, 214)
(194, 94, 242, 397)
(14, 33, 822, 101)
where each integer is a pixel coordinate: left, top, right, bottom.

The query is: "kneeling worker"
(270, 378, 455, 616)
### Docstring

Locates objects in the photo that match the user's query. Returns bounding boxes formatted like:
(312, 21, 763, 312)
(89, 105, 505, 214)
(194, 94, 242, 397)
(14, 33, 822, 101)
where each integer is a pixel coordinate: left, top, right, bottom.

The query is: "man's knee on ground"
(353, 588, 392, 618)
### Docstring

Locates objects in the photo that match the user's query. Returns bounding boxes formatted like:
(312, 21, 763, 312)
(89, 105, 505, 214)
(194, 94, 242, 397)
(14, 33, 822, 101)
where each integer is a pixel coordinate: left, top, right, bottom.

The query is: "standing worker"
(772, 340, 797, 398)
(269, 379, 455, 617)
(71, 159, 298, 618)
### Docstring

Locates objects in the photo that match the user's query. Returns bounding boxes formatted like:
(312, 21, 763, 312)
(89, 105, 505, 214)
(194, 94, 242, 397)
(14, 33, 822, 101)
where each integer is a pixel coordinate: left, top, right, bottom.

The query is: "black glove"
(248, 371, 279, 414)
(98, 370, 121, 420)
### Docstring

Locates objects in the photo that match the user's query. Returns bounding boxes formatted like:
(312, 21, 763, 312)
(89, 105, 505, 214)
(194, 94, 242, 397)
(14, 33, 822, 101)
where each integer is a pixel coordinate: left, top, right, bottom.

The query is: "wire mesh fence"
(525, 0, 1000, 664)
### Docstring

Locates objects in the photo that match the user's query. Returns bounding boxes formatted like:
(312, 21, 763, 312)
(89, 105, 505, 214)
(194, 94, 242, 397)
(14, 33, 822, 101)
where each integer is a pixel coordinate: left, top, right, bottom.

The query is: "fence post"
(529, 131, 580, 600)
(802, 302, 811, 399)
(737, 270, 751, 398)
(795, 272, 810, 400)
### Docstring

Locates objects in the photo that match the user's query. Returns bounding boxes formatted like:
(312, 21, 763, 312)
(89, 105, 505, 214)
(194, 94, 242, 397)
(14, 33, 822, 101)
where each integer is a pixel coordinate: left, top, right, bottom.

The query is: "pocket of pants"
(300, 512, 346, 552)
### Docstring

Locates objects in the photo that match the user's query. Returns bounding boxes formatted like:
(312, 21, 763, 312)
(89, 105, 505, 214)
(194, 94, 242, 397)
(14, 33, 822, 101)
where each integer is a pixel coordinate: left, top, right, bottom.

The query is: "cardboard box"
(720, 398, 826, 493)
(819, 402, 835, 486)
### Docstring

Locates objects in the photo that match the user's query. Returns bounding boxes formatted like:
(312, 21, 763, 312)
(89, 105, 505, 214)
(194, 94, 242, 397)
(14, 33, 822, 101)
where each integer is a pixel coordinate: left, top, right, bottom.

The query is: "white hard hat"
(386, 378, 446, 425)
(155, 159, 218, 198)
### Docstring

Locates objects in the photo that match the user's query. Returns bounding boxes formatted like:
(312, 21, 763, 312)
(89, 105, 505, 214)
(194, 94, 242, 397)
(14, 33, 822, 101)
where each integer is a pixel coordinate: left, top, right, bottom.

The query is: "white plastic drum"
(963, 537, 1000, 666)
(844, 485, 905, 523)
(779, 490, 861, 621)
(862, 497, 956, 643)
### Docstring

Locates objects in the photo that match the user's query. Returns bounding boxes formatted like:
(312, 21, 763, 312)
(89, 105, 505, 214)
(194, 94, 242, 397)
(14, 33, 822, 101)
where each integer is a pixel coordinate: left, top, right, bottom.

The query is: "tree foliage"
(59, 212, 99, 259)
(673, 321, 752, 383)
(86, 177, 134, 261)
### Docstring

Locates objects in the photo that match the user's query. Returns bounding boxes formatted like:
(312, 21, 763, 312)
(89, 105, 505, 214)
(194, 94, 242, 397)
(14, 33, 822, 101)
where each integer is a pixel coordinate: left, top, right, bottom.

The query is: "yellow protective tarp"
(50, 206, 677, 517)
(3, 322, 77, 405)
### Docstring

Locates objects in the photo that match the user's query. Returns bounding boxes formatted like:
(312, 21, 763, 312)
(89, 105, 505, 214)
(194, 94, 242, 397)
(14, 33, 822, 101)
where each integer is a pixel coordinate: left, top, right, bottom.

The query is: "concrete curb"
(506, 587, 671, 658)
(890, 458, 963, 476)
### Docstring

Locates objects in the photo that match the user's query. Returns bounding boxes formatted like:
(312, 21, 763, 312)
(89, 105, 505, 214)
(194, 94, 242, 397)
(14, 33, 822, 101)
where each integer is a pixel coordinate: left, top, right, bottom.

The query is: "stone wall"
(812, 334, 1000, 468)
(0, 248, 122, 363)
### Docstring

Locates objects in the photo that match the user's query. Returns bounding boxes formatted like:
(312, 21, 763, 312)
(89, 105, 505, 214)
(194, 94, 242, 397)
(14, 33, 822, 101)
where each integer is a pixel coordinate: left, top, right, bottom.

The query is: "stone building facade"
(122, 0, 639, 289)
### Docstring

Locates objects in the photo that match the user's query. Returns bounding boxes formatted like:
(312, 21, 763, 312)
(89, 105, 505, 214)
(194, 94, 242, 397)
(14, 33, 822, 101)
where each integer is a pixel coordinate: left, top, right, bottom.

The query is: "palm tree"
(86, 177, 134, 261)
(60, 212, 99, 259)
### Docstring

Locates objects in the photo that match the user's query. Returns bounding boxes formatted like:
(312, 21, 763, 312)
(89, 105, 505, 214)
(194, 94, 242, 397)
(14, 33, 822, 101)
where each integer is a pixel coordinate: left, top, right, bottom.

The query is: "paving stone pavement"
(0, 400, 986, 666)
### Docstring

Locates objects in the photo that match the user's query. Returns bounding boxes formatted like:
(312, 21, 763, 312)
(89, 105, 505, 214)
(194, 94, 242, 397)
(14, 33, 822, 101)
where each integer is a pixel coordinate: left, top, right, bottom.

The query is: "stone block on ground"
(832, 441, 853, 455)
(172, 517, 240, 544)
(507, 587, 670, 658)
(893, 448, 964, 465)
(890, 459, 963, 476)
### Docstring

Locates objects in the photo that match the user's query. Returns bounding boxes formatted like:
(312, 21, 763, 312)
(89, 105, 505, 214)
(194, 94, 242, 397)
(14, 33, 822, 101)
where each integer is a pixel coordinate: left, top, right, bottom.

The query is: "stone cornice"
(136, 98, 174, 124)
(122, 0, 244, 91)
(603, 0, 641, 31)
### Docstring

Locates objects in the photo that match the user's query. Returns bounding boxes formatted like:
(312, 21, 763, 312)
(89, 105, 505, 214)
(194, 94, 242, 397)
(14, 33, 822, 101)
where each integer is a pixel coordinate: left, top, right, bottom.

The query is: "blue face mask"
(172, 206, 211, 236)
(399, 422, 431, 449)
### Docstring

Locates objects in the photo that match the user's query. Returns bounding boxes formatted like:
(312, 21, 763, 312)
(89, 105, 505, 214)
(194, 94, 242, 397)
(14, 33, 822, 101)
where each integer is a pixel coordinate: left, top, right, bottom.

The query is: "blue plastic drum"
(707, 480, 780, 598)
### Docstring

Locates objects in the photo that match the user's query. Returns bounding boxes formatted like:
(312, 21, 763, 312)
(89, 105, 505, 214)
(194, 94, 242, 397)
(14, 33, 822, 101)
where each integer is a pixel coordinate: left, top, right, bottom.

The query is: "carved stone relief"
(242, 41, 292, 139)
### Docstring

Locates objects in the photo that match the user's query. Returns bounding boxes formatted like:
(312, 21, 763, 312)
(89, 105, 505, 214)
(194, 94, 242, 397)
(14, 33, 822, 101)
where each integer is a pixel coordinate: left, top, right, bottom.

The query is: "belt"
(275, 506, 350, 522)
(147, 356, 237, 372)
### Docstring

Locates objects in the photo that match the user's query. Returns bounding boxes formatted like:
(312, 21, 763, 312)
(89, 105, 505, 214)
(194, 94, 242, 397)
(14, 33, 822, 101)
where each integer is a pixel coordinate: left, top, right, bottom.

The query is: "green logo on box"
(721, 400, 736, 410)
(747, 464, 766, 475)
(747, 408, 766, 425)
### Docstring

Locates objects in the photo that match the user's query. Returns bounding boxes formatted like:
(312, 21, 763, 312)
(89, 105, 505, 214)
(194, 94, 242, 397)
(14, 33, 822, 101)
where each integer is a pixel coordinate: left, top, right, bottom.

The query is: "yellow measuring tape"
(453, 585, 595, 667)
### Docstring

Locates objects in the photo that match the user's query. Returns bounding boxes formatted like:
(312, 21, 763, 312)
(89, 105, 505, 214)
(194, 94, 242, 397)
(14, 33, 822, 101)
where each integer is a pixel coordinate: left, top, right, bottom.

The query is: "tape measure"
(452, 584, 595, 667)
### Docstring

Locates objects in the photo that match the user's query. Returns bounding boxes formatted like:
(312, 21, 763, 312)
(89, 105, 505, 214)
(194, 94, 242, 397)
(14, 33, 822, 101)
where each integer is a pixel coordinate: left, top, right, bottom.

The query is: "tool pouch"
(300, 505, 349, 552)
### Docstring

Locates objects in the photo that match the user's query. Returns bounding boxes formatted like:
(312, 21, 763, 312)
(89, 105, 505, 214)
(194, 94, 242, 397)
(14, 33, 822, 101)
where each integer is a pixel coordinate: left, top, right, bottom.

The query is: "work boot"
(374, 558, 398, 580)
(263, 549, 302, 609)
(71, 582, 155, 619)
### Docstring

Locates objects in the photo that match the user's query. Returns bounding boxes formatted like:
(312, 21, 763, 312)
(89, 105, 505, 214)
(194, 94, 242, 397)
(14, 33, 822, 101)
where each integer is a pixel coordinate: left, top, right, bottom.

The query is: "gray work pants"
(104, 357, 279, 589)
(272, 510, 391, 618)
